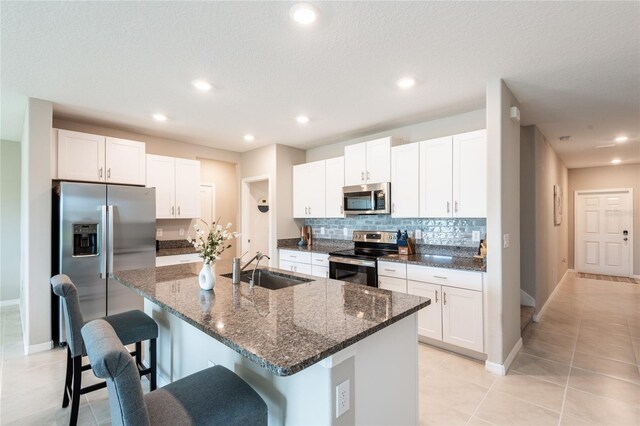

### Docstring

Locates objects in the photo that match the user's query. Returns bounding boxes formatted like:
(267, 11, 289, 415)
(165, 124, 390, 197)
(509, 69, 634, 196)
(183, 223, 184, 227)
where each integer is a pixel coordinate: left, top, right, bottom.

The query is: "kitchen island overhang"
(113, 260, 430, 425)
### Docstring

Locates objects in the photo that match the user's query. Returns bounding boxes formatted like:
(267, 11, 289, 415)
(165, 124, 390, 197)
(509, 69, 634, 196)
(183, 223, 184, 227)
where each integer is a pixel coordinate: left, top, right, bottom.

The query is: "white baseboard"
(533, 269, 570, 322)
(632, 274, 640, 279)
(520, 290, 535, 308)
(24, 340, 53, 355)
(0, 299, 20, 307)
(484, 338, 523, 376)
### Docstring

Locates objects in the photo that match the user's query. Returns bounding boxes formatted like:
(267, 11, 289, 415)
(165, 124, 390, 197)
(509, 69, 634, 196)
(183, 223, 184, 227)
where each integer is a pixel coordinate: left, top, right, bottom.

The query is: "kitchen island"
(114, 259, 430, 425)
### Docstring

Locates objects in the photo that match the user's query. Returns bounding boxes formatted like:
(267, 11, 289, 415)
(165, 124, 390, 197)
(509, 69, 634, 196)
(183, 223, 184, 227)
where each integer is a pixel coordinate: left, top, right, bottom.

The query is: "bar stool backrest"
(50, 274, 86, 358)
(81, 319, 151, 426)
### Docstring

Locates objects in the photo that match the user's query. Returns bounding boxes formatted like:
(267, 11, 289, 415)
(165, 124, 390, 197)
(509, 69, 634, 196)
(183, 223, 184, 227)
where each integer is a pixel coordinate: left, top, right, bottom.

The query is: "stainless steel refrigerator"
(52, 181, 156, 344)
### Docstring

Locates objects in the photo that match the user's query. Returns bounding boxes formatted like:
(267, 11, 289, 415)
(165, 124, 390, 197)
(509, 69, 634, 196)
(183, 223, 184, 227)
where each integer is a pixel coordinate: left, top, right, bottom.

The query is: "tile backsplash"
(304, 216, 486, 248)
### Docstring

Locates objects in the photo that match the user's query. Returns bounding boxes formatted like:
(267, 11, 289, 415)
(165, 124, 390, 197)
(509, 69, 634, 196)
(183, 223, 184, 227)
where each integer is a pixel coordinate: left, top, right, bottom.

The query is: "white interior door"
(199, 184, 215, 226)
(575, 190, 632, 277)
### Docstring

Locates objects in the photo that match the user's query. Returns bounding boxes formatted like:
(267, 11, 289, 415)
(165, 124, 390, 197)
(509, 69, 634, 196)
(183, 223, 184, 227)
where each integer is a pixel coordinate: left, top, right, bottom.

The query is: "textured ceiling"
(1, 2, 638, 167)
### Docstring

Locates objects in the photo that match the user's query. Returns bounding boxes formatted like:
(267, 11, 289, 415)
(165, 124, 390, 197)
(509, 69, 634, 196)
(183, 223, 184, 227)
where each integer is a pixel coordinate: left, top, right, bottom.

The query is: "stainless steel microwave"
(342, 182, 390, 215)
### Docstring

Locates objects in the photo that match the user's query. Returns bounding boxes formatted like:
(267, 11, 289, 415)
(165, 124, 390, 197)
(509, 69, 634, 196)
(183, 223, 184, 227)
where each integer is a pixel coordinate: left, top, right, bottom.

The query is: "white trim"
(534, 269, 570, 322)
(520, 290, 535, 308)
(574, 188, 634, 278)
(632, 274, 640, 280)
(241, 175, 275, 266)
(0, 299, 20, 307)
(23, 340, 53, 355)
(484, 338, 522, 376)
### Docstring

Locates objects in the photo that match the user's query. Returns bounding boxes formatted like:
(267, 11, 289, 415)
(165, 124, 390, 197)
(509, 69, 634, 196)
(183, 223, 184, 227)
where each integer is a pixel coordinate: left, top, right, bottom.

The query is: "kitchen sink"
(221, 269, 313, 290)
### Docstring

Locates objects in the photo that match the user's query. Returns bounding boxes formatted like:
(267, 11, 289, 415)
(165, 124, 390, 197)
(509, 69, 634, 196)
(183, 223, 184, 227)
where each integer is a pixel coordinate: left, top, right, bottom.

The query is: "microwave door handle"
(371, 191, 376, 211)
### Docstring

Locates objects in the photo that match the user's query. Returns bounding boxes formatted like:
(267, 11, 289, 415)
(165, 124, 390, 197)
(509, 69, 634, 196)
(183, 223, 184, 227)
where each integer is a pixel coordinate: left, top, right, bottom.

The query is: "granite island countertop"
(277, 244, 349, 254)
(113, 259, 430, 376)
(379, 254, 486, 272)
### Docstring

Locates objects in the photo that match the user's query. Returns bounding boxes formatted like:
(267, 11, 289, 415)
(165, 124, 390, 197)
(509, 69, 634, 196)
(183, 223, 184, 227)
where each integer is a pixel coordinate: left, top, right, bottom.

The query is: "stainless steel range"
(328, 231, 398, 287)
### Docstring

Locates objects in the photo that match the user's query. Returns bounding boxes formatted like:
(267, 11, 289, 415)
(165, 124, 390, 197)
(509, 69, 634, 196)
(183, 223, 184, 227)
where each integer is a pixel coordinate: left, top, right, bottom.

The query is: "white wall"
(1, 139, 21, 302)
(305, 109, 486, 162)
(568, 164, 640, 275)
(275, 144, 306, 239)
(486, 80, 521, 369)
(20, 98, 53, 352)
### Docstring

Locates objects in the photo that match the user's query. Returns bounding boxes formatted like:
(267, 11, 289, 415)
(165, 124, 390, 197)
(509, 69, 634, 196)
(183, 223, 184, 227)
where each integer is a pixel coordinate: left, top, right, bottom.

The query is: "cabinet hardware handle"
(177, 206, 181, 216)
(433, 275, 447, 280)
(290, 255, 296, 258)
(340, 205, 343, 213)
(454, 201, 459, 213)
(367, 171, 370, 180)
(308, 206, 311, 215)
(384, 269, 396, 272)
(446, 202, 450, 213)
(172, 206, 175, 215)
(326, 271, 329, 278)
(361, 171, 365, 181)
(435, 290, 438, 303)
(443, 292, 447, 305)
(107, 168, 111, 179)
(99, 167, 103, 178)
(392, 203, 395, 213)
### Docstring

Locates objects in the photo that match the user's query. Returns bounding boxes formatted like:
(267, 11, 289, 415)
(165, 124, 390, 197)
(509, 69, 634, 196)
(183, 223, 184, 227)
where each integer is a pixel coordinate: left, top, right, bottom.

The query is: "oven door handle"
(329, 256, 376, 268)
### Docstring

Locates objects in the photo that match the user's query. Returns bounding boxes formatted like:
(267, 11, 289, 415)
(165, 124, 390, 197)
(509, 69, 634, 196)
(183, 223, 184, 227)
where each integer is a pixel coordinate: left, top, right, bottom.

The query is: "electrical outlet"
(208, 360, 216, 367)
(415, 229, 422, 240)
(343, 227, 348, 236)
(503, 233, 510, 248)
(472, 231, 480, 242)
(336, 379, 350, 418)
(321, 227, 325, 235)
(179, 228, 185, 236)
(156, 228, 163, 237)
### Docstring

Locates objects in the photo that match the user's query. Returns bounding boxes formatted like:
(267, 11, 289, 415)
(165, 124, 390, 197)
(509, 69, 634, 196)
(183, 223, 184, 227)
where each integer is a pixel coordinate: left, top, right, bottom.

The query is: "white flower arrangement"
(187, 219, 240, 265)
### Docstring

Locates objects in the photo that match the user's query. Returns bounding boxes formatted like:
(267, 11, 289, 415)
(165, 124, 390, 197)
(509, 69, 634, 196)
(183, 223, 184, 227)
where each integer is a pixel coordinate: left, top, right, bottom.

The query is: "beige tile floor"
(1, 272, 639, 425)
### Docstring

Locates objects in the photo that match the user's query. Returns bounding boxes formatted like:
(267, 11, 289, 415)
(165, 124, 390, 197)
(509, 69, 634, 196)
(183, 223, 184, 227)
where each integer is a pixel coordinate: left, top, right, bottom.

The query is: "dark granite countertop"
(113, 260, 430, 377)
(156, 247, 198, 257)
(379, 254, 486, 272)
(277, 244, 347, 255)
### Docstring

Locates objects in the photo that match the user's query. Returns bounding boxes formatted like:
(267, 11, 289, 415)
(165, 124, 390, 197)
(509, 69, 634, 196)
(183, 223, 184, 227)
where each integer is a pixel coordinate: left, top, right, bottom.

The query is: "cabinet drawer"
(279, 250, 311, 264)
(311, 253, 329, 267)
(377, 261, 407, 279)
(311, 265, 329, 279)
(378, 276, 407, 294)
(155, 253, 199, 267)
(407, 264, 482, 291)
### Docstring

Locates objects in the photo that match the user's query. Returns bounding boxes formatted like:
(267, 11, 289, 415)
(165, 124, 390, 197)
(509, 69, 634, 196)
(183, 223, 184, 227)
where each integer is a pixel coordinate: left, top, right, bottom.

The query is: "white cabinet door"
(325, 157, 345, 218)
(105, 137, 146, 185)
(453, 130, 486, 218)
(294, 262, 313, 275)
(147, 155, 176, 218)
(442, 286, 483, 352)
(344, 142, 367, 186)
(306, 161, 326, 218)
(57, 130, 106, 182)
(408, 281, 442, 340)
(391, 143, 419, 217)
(174, 158, 201, 219)
(292, 164, 308, 218)
(279, 260, 297, 273)
(311, 265, 329, 278)
(378, 276, 407, 293)
(366, 137, 392, 184)
(419, 136, 453, 218)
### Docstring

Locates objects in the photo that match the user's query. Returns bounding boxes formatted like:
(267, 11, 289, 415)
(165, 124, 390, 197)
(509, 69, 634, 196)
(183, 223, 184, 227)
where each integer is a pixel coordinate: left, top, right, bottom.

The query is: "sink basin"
(221, 269, 313, 290)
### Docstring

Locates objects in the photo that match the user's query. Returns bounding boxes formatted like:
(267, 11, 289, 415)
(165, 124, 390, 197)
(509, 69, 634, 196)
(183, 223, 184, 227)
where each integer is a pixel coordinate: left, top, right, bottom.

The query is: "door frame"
(199, 182, 216, 226)
(241, 175, 274, 266)
(574, 188, 634, 277)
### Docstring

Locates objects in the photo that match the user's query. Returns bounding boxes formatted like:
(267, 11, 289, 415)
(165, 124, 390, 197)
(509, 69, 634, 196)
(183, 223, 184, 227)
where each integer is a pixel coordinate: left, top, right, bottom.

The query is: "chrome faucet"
(248, 252, 270, 288)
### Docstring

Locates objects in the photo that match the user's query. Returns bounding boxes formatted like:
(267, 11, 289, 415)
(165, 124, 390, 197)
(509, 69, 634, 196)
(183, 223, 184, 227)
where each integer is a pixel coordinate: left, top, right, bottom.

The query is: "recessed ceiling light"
(296, 115, 309, 124)
(559, 135, 572, 141)
(152, 113, 167, 122)
(244, 134, 255, 142)
(611, 158, 621, 165)
(595, 144, 615, 149)
(290, 3, 318, 25)
(396, 77, 416, 89)
(615, 136, 629, 143)
(192, 80, 212, 92)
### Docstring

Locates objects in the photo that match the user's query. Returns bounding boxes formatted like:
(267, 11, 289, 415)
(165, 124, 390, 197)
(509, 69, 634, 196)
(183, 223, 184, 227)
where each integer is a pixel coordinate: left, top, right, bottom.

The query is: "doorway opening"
(574, 188, 633, 277)
(200, 183, 216, 226)
(241, 176, 273, 266)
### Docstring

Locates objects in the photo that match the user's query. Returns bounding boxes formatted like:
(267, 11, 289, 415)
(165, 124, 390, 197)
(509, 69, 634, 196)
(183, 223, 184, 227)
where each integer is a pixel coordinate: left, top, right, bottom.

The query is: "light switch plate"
(321, 227, 325, 235)
(336, 379, 350, 418)
(179, 228, 185, 236)
(415, 229, 422, 240)
(156, 228, 163, 237)
(503, 233, 510, 248)
(472, 231, 480, 242)
(343, 227, 348, 236)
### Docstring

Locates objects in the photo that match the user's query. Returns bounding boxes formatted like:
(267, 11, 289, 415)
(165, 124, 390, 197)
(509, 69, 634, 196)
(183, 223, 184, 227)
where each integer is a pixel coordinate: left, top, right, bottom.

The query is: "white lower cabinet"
(378, 276, 407, 293)
(407, 281, 442, 341)
(278, 250, 327, 277)
(441, 286, 483, 352)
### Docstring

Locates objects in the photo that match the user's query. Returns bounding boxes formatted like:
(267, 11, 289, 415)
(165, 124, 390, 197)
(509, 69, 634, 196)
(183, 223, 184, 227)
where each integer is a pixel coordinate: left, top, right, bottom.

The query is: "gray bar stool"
(81, 319, 268, 426)
(51, 274, 158, 426)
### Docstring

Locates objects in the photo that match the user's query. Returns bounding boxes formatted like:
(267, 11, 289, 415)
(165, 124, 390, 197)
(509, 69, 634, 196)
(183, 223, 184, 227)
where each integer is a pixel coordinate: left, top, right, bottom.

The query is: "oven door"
(329, 256, 378, 287)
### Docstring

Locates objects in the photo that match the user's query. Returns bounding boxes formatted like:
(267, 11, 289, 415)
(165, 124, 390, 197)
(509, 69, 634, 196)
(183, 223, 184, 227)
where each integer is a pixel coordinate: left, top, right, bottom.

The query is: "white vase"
(199, 262, 216, 291)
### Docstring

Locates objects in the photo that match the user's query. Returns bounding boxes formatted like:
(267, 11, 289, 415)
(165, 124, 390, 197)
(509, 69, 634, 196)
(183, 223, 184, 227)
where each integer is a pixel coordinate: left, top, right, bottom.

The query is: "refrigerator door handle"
(101, 205, 108, 278)
(108, 205, 114, 275)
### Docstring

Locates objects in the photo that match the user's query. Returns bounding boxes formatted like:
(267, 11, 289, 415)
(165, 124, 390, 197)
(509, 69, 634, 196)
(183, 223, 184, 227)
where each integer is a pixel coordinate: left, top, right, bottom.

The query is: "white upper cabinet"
(453, 130, 487, 218)
(419, 137, 453, 218)
(419, 130, 486, 218)
(325, 157, 345, 218)
(391, 143, 420, 218)
(105, 137, 146, 185)
(293, 160, 326, 218)
(344, 137, 396, 186)
(146, 154, 200, 219)
(57, 130, 106, 182)
(56, 129, 146, 185)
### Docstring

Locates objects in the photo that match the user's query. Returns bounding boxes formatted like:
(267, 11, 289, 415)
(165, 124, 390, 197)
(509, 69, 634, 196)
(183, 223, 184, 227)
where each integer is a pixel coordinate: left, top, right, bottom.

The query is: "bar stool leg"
(62, 347, 73, 408)
(135, 341, 142, 371)
(150, 338, 157, 391)
(69, 356, 82, 426)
